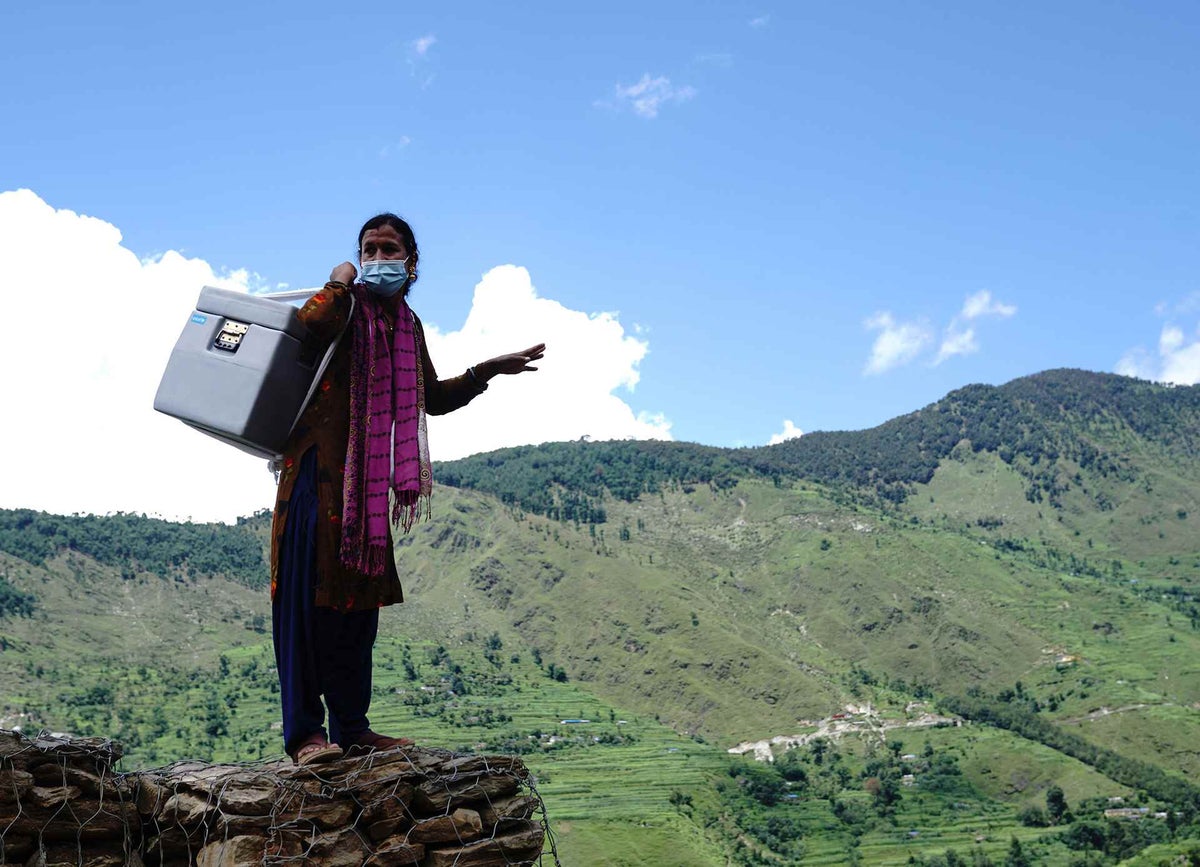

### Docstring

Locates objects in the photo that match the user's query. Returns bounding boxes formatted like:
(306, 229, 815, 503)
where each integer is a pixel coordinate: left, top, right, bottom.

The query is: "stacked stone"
(136, 748, 545, 866)
(1, 731, 547, 866)
(0, 731, 137, 867)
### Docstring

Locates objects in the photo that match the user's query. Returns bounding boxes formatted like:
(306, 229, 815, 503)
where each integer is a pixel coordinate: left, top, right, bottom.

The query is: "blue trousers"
(272, 448, 379, 755)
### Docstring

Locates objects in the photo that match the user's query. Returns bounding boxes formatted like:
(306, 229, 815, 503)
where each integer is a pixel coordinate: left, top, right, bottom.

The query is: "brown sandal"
(345, 730, 415, 754)
(292, 733, 343, 766)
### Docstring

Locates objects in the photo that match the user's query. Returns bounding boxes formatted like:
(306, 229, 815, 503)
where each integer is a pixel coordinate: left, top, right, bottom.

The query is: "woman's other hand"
(478, 344, 546, 380)
(330, 262, 358, 284)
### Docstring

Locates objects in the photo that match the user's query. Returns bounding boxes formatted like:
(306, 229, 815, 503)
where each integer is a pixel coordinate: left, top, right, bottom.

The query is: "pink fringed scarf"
(340, 286, 431, 576)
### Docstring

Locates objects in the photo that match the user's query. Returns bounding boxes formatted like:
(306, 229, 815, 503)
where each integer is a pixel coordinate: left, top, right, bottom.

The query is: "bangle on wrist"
(468, 365, 488, 391)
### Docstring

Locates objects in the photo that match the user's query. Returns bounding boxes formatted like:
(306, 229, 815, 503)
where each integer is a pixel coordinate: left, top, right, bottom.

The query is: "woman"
(270, 213, 545, 765)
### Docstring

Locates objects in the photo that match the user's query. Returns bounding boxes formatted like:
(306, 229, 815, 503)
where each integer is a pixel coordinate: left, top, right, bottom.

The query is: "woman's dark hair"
(357, 213, 419, 286)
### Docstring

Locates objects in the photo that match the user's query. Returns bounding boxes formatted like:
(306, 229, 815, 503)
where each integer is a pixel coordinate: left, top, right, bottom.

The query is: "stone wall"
(0, 731, 551, 866)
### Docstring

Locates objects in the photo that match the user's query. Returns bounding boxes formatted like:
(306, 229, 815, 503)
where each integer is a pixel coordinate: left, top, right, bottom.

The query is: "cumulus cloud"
(422, 265, 671, 459)
(863, 312, 933, 375)
(1161, 325, 1185, 354)
(0, 189, 279, 523)
(1116, 322, 1200, 384)
(602, 74, 696, 119)
(0, 190, 668, 522)
(767, 419, 803, 446)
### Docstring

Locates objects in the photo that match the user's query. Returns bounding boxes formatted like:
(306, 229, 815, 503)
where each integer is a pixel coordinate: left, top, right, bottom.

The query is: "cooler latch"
(214, 320, 249, 352)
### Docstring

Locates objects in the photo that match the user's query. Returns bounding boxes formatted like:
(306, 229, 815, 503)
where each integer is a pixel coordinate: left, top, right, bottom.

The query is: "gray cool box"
(154, 286, 332, 460)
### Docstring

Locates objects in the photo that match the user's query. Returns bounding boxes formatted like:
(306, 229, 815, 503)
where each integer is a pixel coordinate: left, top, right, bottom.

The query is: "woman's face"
(360, 225, 409, 263)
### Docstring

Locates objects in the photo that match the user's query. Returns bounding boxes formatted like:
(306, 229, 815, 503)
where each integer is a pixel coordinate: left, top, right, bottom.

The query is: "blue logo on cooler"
(191, 313, 208, 324)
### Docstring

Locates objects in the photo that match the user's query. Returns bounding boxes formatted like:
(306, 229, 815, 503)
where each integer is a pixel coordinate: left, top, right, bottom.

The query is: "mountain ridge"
(2, 366, 1199, 865)
(438, 367, 1200, 514)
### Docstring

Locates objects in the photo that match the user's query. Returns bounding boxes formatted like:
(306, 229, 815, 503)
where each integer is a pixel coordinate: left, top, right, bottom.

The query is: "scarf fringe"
(394, 492, 432, 533)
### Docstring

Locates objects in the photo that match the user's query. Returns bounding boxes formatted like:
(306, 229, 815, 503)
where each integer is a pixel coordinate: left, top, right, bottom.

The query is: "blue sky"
(2, 1, 1199, 519)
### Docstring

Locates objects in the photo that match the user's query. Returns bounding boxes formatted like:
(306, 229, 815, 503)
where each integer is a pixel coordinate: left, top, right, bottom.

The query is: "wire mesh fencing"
(0, 729, 561, 866)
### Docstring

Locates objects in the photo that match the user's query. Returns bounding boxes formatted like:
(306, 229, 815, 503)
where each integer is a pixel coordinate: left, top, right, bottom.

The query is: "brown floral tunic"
(269, 281, 485, 612)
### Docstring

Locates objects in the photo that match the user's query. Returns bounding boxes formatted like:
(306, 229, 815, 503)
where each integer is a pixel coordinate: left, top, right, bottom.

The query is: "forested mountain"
(439, 368, 1200, 511)
(2, 369, 1198, 865)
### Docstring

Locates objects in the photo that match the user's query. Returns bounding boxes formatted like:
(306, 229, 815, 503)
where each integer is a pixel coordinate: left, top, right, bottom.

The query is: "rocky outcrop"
(0, 730, 550, 866)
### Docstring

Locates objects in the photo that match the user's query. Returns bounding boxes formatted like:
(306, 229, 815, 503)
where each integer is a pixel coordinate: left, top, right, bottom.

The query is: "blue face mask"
(360, 259, 409, 297)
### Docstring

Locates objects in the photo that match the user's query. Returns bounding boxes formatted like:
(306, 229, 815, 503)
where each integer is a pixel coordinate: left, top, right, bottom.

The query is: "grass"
(1060, 702, 1200, 778)
(2, 427, 1200, 864)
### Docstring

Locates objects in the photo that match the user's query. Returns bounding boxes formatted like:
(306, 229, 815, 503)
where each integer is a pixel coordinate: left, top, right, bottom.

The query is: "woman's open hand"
(478, 344, 546, 379)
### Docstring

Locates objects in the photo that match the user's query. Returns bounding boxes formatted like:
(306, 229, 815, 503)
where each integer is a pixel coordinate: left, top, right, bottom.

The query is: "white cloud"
(863, 312, 933, 375)
(1114, 348, 1153, 380)
(407, 34, 437, 88)
(1160, 325, 1185, 354)
(422, 265, 671, 459)
(1161, 343, 1200, 383)
(604, 74, 696, 119)
(864, 291, 1015, 374)
(0, 190, 669, 522)
(0, 189, 278, 523)
(767, 419, 803, 446)
(411, 35, 436, 57)
(749, 15, 771, 28)
(935, 290, 1017, 364)
(935, 325, 978, 363)
(961, 289, 1017, 321)
(1117, 322, 1200, 385)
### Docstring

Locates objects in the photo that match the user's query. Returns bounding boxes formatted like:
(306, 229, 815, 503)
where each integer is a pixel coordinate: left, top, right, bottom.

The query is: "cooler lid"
(195, 286, 310, 340)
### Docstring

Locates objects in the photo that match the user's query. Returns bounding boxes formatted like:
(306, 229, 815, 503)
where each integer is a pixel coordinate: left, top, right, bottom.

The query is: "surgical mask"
(360, 259, 410, 297)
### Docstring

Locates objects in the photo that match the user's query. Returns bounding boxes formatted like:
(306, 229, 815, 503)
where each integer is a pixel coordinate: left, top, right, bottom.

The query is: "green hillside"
(440, 368, 1200, 512)
(2, 369, 1199, 864)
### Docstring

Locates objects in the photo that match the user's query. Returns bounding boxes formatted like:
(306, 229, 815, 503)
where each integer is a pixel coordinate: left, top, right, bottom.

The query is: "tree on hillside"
(810, 738, 828, 766)
(877, 772, 903, 812)
(0, 576, 36, 618)
(1046, 785, 1070, 824)
(1004, 836, 1030, 867)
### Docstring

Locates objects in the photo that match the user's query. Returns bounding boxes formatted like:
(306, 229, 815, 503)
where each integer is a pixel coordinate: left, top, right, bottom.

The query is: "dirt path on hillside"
(1059, 703, 1151, 724)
